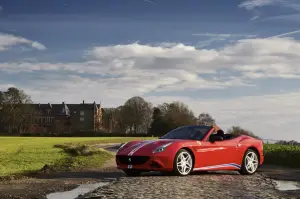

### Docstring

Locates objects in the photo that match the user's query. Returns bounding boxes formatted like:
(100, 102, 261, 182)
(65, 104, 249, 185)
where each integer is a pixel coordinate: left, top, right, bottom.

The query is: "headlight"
(152, 142, 173, 154)
(117, 142, 127, 153)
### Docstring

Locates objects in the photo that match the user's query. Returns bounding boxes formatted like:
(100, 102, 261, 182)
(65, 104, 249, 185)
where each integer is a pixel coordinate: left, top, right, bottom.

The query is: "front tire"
(173, 149, 194, 176)
(239, 149, 259, 175)
(123, 169, 141, 177)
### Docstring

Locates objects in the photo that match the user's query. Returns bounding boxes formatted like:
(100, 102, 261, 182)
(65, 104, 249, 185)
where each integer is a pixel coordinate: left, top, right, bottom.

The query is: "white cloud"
(1, 37, 300, 79)
(279, 0, 300, 12)
(239, 0, 274, 10)
(0, 84, 16, 91)
(0, 33, 46, 51)
(192, 33, 256, 38)
(240, 0, 300, 21)
(269, 29, 300, 38)
(87, 37, 300, 79)
(250, 16, 260, 20)
(31, 41, 47, 50)
(1, 37, 300, 89)
(143, 0, 156, 4)
(263, 14, 300, 21)
(191, 33, 257, 48)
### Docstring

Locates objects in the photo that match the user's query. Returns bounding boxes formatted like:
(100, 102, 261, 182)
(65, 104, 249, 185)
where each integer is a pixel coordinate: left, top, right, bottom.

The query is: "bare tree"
(121, 96, 153, 135)
(102, 107, 122, 134)
(227, 126, 260, 139)
(198, 112, 216, 126)
(155, 101, 197, 133)
(0, 91, 3, 107)
(0, 87, 34, 134)
(113, 106, 128, 134)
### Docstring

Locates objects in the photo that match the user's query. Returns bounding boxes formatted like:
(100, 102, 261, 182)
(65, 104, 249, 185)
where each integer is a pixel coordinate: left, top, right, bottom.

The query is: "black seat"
(216, 130, 225, 140)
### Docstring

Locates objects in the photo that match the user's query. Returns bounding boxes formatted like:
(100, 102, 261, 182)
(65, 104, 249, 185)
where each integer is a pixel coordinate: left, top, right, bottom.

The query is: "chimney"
(83, 100, 84, 104)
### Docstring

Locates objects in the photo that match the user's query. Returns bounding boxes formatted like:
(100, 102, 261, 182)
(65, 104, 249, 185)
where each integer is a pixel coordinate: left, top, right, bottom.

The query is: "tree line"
(0, 87, 260, 138)
(100, 96, 260, 138)
(275, 140, 300, 146)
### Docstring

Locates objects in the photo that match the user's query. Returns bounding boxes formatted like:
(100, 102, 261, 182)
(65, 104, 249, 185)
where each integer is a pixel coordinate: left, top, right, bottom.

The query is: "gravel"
(77, 170, 299, 199)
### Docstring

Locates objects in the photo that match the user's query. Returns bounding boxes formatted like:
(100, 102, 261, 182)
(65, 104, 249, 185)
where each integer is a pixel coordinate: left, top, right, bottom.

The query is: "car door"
(193, 133, 238, 169)
(209, 139, 240, 167)
(195, 139, 228, 168)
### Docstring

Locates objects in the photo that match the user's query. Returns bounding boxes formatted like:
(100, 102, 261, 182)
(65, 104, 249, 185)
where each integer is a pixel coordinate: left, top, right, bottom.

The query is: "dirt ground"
(258, 164, 300, 181)
(0, 160, 124, 199)
(0, 145, 299, 199)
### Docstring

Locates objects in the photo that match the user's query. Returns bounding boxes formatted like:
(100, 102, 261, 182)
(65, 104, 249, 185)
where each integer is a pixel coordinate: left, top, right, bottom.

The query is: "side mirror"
(209, 135, 223, 142)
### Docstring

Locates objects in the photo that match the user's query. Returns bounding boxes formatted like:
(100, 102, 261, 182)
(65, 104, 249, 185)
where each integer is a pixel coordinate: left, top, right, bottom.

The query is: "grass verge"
(48, 143, 114, 172)
(0, 136, 156, 180)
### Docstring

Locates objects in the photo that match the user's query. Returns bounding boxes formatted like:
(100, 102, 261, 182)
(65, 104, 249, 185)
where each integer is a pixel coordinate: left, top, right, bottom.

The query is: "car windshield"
(160, 126, 212, 140)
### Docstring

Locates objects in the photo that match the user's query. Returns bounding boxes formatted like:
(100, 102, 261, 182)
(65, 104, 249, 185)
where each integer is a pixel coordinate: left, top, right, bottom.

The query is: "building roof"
(32, 101, 102, 116)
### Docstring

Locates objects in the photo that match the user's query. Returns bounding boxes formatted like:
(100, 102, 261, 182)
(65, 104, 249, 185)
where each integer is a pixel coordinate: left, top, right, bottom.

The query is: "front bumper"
(116, 153, 174, 171)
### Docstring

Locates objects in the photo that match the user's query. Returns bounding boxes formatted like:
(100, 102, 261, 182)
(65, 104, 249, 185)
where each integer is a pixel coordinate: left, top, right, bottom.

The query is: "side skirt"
(193, 163, 241, 171)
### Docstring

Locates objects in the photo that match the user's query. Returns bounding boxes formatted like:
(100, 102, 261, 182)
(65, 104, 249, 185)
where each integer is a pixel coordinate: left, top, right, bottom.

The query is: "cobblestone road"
(77, 169, 299, 199)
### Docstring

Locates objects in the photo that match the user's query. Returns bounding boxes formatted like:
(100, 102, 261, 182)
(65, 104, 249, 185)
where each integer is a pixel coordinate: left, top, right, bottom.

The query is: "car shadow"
(191, 170, 240, 176)
(31, 169, 240, 181)
(123, 170, 240, 177)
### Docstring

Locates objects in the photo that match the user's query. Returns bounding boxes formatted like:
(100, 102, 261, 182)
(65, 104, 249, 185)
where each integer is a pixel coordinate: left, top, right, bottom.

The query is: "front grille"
(116, 155, 149, 165)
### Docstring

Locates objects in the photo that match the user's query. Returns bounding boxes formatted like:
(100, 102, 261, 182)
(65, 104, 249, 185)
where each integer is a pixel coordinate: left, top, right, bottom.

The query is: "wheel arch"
(245, 146, 260, 163)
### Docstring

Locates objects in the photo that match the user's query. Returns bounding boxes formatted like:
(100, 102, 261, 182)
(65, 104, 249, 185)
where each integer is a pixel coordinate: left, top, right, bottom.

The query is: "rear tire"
(123, 169, 142, 177)
(239, 149, 259, 175)
(173, 149, 194, 176)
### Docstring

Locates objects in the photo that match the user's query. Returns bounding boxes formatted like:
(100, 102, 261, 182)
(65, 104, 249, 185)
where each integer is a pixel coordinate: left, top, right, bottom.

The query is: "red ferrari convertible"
(116, 125, 264, 176)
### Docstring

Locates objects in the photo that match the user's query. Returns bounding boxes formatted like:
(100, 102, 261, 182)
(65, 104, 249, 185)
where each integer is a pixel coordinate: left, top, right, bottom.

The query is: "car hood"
(118, 139, 178, 156)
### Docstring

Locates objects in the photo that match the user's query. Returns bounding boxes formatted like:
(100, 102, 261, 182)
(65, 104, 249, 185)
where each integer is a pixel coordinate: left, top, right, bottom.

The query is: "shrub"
(264, 144, 300, 168)
(54, 143, 107, 156)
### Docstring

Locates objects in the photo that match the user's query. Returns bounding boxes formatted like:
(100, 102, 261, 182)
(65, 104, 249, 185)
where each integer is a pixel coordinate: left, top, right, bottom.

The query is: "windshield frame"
(160, 125, 213, 141)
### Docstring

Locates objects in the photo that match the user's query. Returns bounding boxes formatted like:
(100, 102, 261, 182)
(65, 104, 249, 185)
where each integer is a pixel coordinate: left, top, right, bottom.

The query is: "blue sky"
(1, 0, 300, 141)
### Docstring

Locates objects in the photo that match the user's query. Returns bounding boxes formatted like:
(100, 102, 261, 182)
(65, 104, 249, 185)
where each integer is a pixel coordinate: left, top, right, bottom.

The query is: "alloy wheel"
(239, 149, 259, 175)
(175, 150, 193, 176)
(245, 151, 259, 174)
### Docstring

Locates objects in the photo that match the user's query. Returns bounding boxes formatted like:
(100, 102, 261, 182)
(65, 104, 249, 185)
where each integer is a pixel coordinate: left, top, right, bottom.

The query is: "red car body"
(116, 125, 264, 175)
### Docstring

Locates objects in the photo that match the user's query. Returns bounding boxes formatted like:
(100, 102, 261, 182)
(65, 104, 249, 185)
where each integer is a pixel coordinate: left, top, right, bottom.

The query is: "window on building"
(80, 117, 84, 121)
(80, 111, 84, 116)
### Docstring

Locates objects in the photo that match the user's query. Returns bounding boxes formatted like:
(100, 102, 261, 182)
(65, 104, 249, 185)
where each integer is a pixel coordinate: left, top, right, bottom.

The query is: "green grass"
(264, 144, 300, 168)
(0, 136, 155, 179)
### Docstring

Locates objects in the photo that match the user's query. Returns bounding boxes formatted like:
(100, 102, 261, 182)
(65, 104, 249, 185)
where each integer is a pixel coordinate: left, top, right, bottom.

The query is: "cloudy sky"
(1, 0, 300, 141)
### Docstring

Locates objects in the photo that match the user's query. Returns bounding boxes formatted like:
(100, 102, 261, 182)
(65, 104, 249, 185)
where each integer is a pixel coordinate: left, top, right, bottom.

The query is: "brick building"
(30, 100, 103, 134)
(0, 100, 103, 134)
